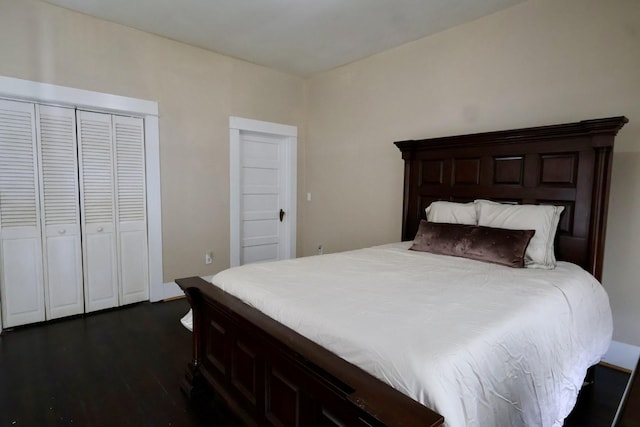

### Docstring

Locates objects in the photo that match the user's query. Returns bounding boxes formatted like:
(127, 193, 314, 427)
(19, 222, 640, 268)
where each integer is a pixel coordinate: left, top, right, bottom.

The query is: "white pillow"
(425, 201, 477, 225)
(474, 200, 564, 269)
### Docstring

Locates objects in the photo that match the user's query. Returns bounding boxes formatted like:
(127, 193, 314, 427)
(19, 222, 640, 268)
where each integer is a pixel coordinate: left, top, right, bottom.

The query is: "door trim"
(229, 117, 297, 267)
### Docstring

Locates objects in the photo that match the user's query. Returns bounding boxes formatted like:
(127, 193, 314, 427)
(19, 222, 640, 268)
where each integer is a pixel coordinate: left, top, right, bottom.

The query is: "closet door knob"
(97, 227, 104, 232)
(58, 229, 66, 234)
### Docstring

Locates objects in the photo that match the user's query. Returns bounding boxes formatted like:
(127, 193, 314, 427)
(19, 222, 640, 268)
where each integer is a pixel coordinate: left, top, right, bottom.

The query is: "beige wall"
(304, 0, 640, 345)
(0, 0, 305, 281)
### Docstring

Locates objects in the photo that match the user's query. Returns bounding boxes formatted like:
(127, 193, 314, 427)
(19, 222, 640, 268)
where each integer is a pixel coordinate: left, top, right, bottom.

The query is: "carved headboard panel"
(395, 117, 628, 280)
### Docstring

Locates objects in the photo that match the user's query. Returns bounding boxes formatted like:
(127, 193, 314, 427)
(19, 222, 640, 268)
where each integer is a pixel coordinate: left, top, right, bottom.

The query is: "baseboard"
(601, 340, 640, 372)
(162, 275, 214, 301)
(163, 281, 184, 300)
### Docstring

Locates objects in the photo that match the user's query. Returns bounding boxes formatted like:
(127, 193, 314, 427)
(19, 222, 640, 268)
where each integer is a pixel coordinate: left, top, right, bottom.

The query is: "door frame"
(229, 117, 297, 267)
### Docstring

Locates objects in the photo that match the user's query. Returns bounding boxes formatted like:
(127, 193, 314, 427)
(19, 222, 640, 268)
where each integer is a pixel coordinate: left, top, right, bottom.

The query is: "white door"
(240, 132, 285, 264)
(36, 105, 84, 319)
(77, 110, 119, 312)
(0, 99, 46, 327)
(230, 118, 297, 266)
(113, 115, 148, 305)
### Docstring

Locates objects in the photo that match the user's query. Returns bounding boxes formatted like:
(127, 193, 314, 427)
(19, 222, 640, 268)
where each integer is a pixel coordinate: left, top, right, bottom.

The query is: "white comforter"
(182, 242, 612, 427)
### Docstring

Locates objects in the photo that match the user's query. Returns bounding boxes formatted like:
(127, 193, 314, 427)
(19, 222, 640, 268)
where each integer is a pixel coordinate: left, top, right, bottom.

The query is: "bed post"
(580, 117, 628, 280)
(579, 117, 627, 280)
(180, 284, 208, 399)
(589, 145, 613, 281)
(401, 150, 414, 241)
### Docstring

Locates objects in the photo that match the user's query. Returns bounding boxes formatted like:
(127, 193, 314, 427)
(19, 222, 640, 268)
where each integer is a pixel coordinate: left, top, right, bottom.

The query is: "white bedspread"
(183, 242, 612, 427)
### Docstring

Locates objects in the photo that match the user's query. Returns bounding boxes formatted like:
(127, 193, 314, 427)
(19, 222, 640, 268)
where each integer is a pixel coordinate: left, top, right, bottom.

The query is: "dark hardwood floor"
(0, 299, 630, 426)
(566, 365, 630, 427)
(0, 299, 237, 427)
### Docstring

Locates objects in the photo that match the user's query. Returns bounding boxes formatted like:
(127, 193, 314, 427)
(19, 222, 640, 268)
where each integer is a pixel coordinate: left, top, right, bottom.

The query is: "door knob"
(58, 229, 66, 234)
(279, 209, 285, 222)
(97, 227, 103, 232)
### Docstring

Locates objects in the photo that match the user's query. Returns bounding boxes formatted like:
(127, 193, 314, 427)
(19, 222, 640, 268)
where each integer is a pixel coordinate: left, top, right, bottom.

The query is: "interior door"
(77, 110, 119, 312)
(36, 105, 84, 319)
(0, 99, 46, 327)
(238, 131, 289, 265)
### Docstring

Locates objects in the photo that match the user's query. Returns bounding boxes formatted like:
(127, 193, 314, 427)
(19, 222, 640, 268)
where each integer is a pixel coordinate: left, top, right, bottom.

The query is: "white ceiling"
(43, 0, 524, 76)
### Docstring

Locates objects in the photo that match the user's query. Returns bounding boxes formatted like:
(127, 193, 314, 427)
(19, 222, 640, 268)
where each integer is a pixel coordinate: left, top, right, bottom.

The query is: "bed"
(176, 116, 628, 427)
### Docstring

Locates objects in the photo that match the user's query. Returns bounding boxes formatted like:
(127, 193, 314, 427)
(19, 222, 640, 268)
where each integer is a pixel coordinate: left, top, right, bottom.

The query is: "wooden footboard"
(176, 276, 444, 427)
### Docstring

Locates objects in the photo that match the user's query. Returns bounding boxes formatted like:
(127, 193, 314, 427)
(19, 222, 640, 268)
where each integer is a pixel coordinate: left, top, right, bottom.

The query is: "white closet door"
(113, 115, 148, 305)
(0, 99, 45, 327)
(77, 110, 119, 312)
(36, 105, 84, 319)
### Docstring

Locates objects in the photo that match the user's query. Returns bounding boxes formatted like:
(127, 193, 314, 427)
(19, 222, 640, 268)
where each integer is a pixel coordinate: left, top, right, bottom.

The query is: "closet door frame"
(0, 76, 164, 333)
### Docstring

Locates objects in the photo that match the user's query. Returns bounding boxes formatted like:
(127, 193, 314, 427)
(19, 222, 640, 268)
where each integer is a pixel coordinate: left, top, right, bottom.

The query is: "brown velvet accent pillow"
(410, 220, 535, 268)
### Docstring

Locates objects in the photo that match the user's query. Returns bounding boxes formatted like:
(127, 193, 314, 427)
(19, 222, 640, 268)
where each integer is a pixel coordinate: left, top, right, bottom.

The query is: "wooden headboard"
(395, 117, 628, 281)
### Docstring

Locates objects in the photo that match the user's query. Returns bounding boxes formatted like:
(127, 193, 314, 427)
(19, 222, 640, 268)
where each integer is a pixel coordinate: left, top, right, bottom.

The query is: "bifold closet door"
(114, 115, 148, 305)
(77, 110, 119, 312)
(0, 99, 45, 327)
(36, 105, 84, 319)
(77, 111, 149, 310)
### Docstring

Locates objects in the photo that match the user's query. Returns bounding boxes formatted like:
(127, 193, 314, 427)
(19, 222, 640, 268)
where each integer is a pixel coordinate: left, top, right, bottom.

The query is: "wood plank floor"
(0, 300, 236, 427)
(0, 300, 630, 426)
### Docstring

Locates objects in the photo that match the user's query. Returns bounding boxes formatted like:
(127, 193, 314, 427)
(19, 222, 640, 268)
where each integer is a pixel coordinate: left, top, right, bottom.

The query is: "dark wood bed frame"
(177, 116, 628, 427)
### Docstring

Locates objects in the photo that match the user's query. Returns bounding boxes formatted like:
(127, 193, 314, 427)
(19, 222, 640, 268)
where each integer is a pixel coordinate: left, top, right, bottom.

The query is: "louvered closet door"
(36, 105, 84, 319)
(0, 99, 45, 327)
(113, 115, 148, 305)
(77, 110, 119, 312)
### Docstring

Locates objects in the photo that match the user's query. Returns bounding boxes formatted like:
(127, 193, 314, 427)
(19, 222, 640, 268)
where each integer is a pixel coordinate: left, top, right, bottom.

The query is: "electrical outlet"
(205, 251, 213, 264)
(317, 244, 323, 255)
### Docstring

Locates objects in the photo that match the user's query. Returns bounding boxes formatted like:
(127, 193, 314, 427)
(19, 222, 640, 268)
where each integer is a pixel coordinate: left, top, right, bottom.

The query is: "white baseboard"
(601, 340, 640, 371)
(162, 281, 184, 300)
(162, 275, 214, 301)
